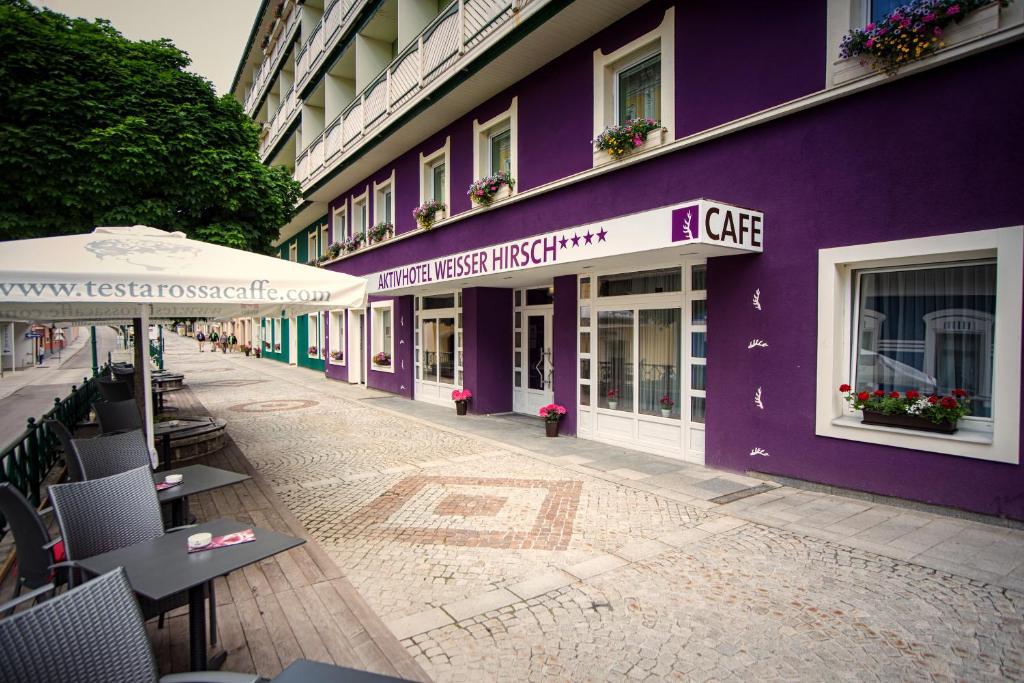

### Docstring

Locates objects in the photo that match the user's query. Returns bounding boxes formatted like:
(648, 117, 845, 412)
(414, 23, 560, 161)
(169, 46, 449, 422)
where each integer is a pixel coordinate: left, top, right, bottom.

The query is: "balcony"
(294, 0, 366, 94)
(242, 0, 303, 117)
(259, 85, 302, 160)
(293, 0, 515, 190)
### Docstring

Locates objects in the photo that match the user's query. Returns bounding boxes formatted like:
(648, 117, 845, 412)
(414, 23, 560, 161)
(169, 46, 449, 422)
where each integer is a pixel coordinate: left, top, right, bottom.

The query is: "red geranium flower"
(873, 390, 885, 397)
(839, 384, 851, 393)
(906, 390, 920, 400)
(889, 392, 900, 399)
(940, 397, 958, 409)
(952, 388, 968, 398)
(927, 395, 939, 404)
(857, 392, 869, 401)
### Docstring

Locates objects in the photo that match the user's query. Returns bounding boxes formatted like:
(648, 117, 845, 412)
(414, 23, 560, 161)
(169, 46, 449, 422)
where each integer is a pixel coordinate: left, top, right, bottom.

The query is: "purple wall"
(462, 288, 513, 413)
(325, 41, 1024, 519)
(553, 274, 578, 435)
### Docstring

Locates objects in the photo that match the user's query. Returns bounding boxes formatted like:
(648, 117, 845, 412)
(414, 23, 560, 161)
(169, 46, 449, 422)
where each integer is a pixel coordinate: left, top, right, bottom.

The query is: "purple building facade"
(234, 0, 1024, 520)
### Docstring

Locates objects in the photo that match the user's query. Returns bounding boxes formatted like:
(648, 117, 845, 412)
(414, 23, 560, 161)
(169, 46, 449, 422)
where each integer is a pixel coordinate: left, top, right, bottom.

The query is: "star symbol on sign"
(583, 231, 594, 245)
(559, 236, 568, 250)
(596, 228, 608, 242)
(571, 233, 581, 247)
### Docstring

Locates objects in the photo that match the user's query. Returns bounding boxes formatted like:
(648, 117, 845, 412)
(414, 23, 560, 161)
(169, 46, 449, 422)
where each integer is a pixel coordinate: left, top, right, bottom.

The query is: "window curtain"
(855, 263, 995, 417)
(597, 310, 634, 411)
(638, 309, 681, 417)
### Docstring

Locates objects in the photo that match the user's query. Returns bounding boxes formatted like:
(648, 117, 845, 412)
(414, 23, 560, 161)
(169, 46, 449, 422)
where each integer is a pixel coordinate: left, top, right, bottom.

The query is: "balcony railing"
(293, 0, 517, 190)
(294, 0, 362, 92)
(242, 0, 303, 116)
(258, 84, 301, 159)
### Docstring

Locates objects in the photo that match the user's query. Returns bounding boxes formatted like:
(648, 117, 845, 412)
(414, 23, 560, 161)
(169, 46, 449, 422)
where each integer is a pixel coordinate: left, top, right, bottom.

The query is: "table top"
(152, 385, 184, 395)
(272, 659, 412, 683)
(153, 417, 225, 437)
(154, 464, 250, 504)
(77, 518, 304, 601)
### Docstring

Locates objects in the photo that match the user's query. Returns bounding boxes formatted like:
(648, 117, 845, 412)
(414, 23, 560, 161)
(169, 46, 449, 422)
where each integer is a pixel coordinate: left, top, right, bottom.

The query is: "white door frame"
(348, 310, 365, 385)
(514, 305, 554, 415)
(415, 306, 459, 406)
(288, 316, 297, 365)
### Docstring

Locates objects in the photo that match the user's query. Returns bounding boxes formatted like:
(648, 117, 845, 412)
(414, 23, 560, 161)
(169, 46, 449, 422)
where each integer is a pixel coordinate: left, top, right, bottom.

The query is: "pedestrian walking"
(196, 330, 206, 352)
(229, 333, 238, 352)
(209, 329, 219, 353)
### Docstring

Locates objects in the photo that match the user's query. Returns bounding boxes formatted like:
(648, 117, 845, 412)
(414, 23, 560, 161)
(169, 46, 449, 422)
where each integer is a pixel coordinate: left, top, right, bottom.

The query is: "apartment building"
(232, 0, 1024, 520)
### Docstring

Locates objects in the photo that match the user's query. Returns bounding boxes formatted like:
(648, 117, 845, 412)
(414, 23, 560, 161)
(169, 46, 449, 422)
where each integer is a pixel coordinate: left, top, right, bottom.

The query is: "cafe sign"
(368, 199, 763, 293)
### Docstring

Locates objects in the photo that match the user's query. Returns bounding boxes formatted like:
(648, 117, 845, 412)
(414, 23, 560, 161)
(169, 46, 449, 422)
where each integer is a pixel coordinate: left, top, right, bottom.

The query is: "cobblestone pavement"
(166, 337, 1024, 682)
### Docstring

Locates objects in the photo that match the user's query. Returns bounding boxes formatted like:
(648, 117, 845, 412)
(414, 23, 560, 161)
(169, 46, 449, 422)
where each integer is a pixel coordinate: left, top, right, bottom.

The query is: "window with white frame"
(593, 8, 674, 138)
(288, 242, 297, 262)
(371, 301, 394, 372)
(374, 173, 394, 225)
(307, 232, 317, 263)
(333, 204, 348, 241)
(473, 97, 517, 184)
(352, 194, 368, 239)
(815, 227, 1022, 463)
(320, 224, 329, 256)
(307, 315, 320, 358)
(420, 138, 451, 212)
(328, 310, 345, 365)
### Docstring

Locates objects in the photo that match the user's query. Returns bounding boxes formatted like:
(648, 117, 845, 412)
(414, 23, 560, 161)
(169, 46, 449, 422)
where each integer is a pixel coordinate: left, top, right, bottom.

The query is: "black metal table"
(153, 418, 226, 471)
(154, 464, 250, 527)
(76, 518, 304, 672)
(272, 659, 412, 682)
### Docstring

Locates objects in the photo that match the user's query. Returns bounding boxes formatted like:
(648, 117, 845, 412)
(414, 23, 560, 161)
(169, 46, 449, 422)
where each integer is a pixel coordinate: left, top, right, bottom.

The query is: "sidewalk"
(0, 330, 90, 401)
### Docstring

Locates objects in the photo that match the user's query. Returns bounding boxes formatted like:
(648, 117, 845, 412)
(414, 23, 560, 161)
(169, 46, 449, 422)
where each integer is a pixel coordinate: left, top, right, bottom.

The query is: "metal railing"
(293, 0, 362, 91)
(243, 0, 303, 116)
(0, 367, 108, 537)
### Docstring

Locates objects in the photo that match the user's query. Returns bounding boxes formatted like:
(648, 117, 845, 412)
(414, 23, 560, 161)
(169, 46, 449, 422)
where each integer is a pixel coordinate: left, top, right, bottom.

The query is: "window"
(431, 161, 446, 203)
(617, 53, 661, 124)
(307, 232, 317, 263)
(333, 204, 348, 241)
(307, 315, 320, 358)
(816, 227, 1022, 463)
(419, 138, 451, 207)
(374, 172, 395, 226)
(288, 243, 297, 262)
(598, 268, 681, 297)
(371, 301, 394, 373)
(352, 189, 368, 239)
(593, 9, 674, 141)
(869, 0, 901, 22)
(488, 128, 511, 176)
(320, 225, 329, 256)
(473, 97, 517, 185)
(328, 310, 345, 365)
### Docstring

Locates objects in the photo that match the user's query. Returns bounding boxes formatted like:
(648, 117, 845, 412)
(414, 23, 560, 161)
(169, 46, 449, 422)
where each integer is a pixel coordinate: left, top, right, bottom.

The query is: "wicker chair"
(94, 399, 143, 434)
(47, 467, 216, 643)
(97, 377, 134, 402)
(43, 419, 83, 482)
(0, 484, 64, 610)
(0, 568, 259, 683)
(112, 366, 136, 384)
(71, 428, 151, 480)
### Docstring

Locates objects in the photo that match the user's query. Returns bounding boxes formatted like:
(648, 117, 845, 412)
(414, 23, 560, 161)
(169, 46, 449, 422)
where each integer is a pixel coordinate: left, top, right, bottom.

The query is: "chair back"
(0, 568, 158, 683)
(96, 377, 133, 402)
(93, 399, 142, 434)
(70, 429, 150, 481)
(0, 485, 53, 590)
(43, 419, 82, 482)
(48, 467, 164, 562)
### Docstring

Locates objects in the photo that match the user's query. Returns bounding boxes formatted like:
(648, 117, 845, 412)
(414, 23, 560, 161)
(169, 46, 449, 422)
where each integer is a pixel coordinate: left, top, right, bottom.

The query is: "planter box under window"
(832, 3, 1000, 86)
(592, 127, 668, 168)
(861, 410, 957, 434)
(472, 185, 512, 207)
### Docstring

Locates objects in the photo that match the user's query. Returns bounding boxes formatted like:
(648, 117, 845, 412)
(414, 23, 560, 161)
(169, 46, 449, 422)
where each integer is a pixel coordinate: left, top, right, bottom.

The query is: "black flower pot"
(545, 420, 559, 437)
(456, 401, 467, 416)
(861, 410, 957, 434)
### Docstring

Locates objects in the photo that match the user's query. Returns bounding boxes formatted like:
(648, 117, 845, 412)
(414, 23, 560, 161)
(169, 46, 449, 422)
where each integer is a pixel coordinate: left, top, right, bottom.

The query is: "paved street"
(164, 334, 1024, 682)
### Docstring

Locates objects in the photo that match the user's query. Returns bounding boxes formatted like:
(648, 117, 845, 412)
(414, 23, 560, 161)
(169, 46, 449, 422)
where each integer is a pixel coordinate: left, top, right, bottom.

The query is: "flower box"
(471, 184, 511, 206)
(593, 127, 667, 167)
(469, 173, 514, 207)
(861, 410, 957, 434)
(832, 2, 1000, 86)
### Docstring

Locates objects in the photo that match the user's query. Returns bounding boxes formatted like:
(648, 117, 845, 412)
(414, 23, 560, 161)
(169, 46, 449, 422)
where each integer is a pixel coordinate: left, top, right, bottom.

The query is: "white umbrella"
(0, 225, 367, 456)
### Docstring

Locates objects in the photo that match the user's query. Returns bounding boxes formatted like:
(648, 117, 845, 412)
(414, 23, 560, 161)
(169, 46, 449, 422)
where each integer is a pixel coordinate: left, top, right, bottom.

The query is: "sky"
(34, 0, 260, 94)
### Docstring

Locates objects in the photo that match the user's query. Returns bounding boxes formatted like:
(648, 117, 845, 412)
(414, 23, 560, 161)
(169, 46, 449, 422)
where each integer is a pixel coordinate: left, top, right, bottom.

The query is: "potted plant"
(592, 118, 665, 166)
(368, 222, 393, 244)
(659, 394, 674, 418)
(838, 384, 971, 434)
(413, 199, 447, 230)
(242, 344, 252, 357)
(263, 340, 271, 351)
(606, 389, 619, 410)
(468, 171, 514, 207)
(308, 345, 318, 357)
(327, 241, 342, 259)
(254, 346, 261, 358)
(539, 403, 567, 437)
(330, 350, 344, 361)
(372, 351, 391, 367)
(274, 344, 281, 352)
(452, 389, 472, 415)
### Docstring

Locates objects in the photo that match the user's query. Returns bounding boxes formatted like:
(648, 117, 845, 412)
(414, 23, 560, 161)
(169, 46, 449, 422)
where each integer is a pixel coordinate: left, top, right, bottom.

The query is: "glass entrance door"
(421, 316, 456, 385)
(514, 307, 553, 415)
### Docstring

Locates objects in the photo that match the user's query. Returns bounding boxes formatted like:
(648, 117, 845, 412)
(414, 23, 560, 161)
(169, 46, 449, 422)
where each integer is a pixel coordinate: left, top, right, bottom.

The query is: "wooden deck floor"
(0, 386, 430, 682)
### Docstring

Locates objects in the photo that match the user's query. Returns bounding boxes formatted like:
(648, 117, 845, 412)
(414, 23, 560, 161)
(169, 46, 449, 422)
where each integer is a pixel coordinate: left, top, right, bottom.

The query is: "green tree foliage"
(0, 0, 300, 254)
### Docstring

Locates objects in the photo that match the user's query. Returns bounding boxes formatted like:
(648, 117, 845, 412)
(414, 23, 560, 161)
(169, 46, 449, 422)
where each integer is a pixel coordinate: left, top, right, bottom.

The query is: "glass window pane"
(580, 358, 590, 380)
(527, 315, 545, 390)
(691, 332, 707, 359)
(514, 290, 521, 307)
(691, 300, 707, 325)
(639, 309, 681, 418)
(579, 331, 590, 354)
(871, 0, 903, 22)
(853, 262, 996, 418)
(432, 162, 446, 203)
(514, 370, 521, 388)
(690, 396, 706, 424)
(580, 306, 590, 327)
(618, 53, 660, 124)
(598, 310, 634, 411)
(691, 364, 706, 391)
(598, 268, 681, 297)
(423, 294, 455, 310)
(691, 264, 707, 291)
(515, 351, 521, 367)
(514, 331, 521, 348)
(438, 318, 456, 385)
(489, 128, 511, 175)
(514, 311, 521, 328)
(382, 309, 391, 351)
(580, 277, 591, 300)
(526, 288, 554, 306)
(580, 383, 590, 407)
(422, 319, 438, 381)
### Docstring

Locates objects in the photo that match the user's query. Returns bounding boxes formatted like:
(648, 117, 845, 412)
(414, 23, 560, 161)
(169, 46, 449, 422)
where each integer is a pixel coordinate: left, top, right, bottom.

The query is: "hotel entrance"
(414, 293, 462, 405)
(513, 287, 554, 415)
